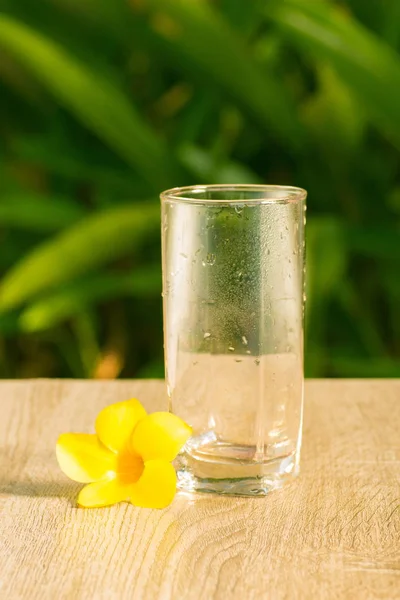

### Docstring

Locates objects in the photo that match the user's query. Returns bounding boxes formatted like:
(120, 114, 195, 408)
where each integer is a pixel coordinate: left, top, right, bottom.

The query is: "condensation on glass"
(161, 185, 307, 496)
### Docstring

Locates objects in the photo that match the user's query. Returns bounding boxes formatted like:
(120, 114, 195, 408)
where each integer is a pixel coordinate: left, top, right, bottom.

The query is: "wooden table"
(1, 380, 399, 599)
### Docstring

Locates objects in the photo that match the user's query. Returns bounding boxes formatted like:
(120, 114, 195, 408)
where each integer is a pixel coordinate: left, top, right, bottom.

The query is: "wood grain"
(0, 380, 399, 600)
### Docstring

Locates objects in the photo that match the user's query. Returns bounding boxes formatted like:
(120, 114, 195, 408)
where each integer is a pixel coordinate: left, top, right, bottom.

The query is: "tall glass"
(161, 185, 307, 496)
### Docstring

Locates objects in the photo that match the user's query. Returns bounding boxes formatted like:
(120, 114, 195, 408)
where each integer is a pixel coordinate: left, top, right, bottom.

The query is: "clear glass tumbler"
(161, 184, 307, 496)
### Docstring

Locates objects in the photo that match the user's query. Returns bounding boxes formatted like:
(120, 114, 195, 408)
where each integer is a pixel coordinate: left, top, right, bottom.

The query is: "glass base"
(175, 449, 299, 497)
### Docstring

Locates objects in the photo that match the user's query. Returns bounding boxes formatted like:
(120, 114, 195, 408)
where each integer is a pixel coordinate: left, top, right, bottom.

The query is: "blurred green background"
(0, 0, 399, 379)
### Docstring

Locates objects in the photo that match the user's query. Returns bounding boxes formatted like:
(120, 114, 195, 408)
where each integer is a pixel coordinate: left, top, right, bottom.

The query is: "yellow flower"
(56, 398, 191, 509)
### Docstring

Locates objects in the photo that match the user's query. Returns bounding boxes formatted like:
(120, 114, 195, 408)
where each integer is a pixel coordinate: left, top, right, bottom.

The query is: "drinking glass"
(161, 184, 307, 496)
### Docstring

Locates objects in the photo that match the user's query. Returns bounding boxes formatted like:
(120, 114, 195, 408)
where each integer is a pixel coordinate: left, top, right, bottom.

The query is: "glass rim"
(160, 184, 307, 205)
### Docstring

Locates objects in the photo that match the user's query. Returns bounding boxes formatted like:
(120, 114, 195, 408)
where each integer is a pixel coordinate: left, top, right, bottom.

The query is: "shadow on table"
(0, 445, 80, 501)
(0, 479, 80, 499)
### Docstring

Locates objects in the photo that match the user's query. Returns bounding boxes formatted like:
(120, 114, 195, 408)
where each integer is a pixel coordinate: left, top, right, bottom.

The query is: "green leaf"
(0, 46, 47, 109)
(346, 226, 400, 261)
(305, 216, 348, 376)
(13, 135, 146, 196)
(136, 359, 164, 379)
(46, 0, 133, 40)
(134, 0, 305, 150)
(270, 0, 400, 149)
(302, 64, 365, 158)
(337, 280, 387, 357)
(306, 216, 347, 307)
(330, 355, 400, 378)
(20, 267, 161, 332)
(0, 163, 25, 194)
(178, 144, 262, 184)
(0, 202, 160, 311)
(0, 193, 85, 232)
(346, 0, 385, 35)
(0, 13, 179, 189)
(72, 310, 100, 378)
(382, 0, 400, 48)
(219, 0, 265, 36)
(0, 231, 39, 272)
(0, 313, 20, 336)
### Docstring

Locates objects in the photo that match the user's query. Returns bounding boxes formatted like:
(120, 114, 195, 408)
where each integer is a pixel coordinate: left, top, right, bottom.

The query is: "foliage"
(0, 0, 399, 378)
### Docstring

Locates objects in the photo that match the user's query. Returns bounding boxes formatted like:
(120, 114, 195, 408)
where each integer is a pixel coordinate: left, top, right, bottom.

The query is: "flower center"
(117, 451, 144, 484)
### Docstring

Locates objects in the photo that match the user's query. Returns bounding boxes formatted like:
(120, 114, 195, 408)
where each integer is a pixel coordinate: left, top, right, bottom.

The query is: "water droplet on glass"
(242, 335, 248, 346)
(204, 332, 211, 339)
(179, 252, 188, 259)
(246, 350, 251, 355)
(228, 346, 235, 352)
(234, 203, 244, 215)
(255, 358, 260, 366)
(235, 359, 242, 363)
(267, 249, 271, 255)
(202, 252, 216, 267)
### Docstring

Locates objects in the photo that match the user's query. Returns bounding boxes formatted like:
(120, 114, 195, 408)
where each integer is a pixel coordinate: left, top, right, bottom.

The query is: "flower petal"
(56, 433, 116, 483)
(78, 474, 131, 508)
(95, 398, 147, 453)
(130, 460, 177, 509)
(130, 412, 192, 462)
